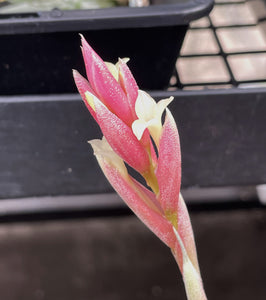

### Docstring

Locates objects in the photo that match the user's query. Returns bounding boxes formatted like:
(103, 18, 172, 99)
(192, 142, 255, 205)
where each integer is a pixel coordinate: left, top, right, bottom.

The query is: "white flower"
(132, 90, 173, 147)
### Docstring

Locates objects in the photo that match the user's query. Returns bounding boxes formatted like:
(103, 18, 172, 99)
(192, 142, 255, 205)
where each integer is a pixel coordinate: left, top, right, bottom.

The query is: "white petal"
(132, 119, 148, 140)
(156, 96, 174, 119)
(145, 118, 162, 147)
(135, 90, 157, 121)
(117, 57, 130, 66)
(134, 91, 174, 148)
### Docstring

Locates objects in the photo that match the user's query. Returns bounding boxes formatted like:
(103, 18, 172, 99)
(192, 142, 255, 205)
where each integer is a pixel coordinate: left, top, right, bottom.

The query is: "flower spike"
(73, 36, 207, 300)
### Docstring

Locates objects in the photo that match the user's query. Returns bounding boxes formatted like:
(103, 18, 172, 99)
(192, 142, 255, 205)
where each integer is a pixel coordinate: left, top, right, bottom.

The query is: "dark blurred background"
(0, 0, 265, 299)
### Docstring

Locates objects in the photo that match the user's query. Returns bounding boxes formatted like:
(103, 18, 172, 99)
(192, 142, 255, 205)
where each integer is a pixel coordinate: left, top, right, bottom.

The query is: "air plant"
(73, 35, 207, 300)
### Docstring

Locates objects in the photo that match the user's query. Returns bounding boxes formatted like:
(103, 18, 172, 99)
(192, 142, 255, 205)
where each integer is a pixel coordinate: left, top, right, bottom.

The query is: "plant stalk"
(172, 227, 208, 300)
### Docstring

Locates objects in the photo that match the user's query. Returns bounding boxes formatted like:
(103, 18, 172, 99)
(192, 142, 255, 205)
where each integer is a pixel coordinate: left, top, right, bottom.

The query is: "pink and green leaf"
(117, 58, 138, 119)
(95, 154, 176, 249)
(176, 194, 200, 273)
(88, 93, 151, 174)
(81, 36, 135, 126)
(156, 108, 181, 215)
(72, 70, 97, 120)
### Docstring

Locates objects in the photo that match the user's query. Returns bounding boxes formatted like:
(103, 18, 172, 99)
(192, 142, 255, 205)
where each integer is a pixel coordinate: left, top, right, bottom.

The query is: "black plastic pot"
(0, 0, 213, 94)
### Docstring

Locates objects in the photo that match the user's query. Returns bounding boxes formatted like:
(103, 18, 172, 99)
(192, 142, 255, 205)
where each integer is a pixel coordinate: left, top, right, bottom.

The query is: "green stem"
(172, 227, 208, 300)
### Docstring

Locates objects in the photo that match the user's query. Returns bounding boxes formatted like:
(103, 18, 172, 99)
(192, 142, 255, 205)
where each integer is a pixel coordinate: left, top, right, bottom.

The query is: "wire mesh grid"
(172, 0, 266, 90)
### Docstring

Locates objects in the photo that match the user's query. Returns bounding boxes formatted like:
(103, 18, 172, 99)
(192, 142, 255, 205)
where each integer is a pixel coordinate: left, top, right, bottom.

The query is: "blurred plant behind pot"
(0, 0, 128, 13)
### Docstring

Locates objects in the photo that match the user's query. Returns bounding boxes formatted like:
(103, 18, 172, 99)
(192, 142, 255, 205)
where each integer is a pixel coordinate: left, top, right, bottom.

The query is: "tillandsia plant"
(73, 35, 207, 300)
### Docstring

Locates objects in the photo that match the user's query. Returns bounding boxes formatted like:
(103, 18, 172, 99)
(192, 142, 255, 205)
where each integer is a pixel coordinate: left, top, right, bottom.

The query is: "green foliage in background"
(0, 0, 127, 13)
